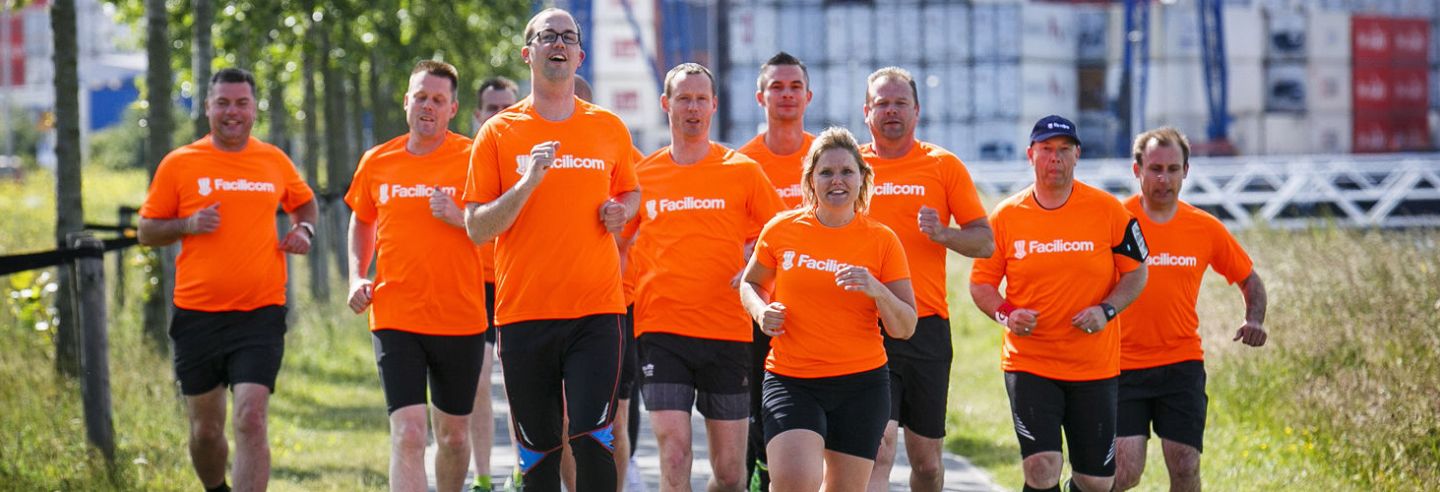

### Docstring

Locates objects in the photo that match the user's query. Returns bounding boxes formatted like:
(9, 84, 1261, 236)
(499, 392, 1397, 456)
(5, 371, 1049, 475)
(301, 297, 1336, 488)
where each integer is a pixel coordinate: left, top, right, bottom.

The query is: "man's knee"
(712, 466, 746, 490)
(1070, 474, 1115, 492)
(435, 424, 469, 452)
(232, 403, 267, 438)
(1113, 437, 1148, 490)
(190, 419, 226, 448)
(1022, 452, 1063, 488)
(391, 417, 428, 452)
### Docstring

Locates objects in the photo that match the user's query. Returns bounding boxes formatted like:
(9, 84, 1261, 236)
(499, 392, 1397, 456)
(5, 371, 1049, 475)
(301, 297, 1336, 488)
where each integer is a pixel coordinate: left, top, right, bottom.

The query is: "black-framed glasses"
(529, 30, 581, 46)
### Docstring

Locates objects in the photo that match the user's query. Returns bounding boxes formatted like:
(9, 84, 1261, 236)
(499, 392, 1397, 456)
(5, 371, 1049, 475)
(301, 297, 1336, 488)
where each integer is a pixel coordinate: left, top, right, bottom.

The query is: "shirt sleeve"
(464, 122, 504, 204)
(876, 226, 911, 283)
(753, 218, 782, 269)
(942, 155, 988, 225)
(345, 151, 377, 223)
(139, 156, 180, 219)
(748, 166, 787, 238)
(969, 209, 1008, 287)
(608, 138, 642, 197)
(1207, 216, 1254, 284)
(278, 153, 315, 213)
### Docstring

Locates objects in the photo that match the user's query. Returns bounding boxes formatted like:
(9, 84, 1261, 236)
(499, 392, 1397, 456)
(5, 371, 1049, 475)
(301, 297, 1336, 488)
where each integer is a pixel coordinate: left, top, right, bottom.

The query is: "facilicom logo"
(645, 196, 727, 219)
(1147, 253, 1198, 267)
(776, 184, 802, 199)
(872, 182, 926, 197)
(1045, 121, 1072, 131)
(1012, 239, 1096, 260)
(780, 250, 853, 273)
(515, 154, 607, 175)
(378, 184, 457, 204)
(197, 177, 276, 196)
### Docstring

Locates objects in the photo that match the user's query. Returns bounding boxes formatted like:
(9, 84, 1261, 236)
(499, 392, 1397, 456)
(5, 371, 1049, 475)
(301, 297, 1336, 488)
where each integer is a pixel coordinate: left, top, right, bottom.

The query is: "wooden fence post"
(68, 233, 115, 461)
(114, 206, 133, 307)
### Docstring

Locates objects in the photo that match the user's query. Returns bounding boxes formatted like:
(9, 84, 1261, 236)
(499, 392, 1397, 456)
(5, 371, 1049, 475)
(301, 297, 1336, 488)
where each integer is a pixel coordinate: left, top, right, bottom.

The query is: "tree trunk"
(50, 0, 83, 377)
(190, 0, 213, 138)
(320, 24, 349, 289)
(302, 11, 328, 302)
(142, 0, 176, 352)
(368, 49, 389, 141)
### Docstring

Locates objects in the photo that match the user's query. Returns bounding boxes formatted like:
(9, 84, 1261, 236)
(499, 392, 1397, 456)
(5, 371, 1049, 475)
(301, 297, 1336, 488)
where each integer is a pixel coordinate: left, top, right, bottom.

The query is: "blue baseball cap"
(1030, 115, 1081, 146)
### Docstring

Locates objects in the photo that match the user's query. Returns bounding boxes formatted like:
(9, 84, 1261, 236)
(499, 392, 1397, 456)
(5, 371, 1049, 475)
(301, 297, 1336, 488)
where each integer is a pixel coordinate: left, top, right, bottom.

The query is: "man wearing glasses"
(462, 8, 640, 491)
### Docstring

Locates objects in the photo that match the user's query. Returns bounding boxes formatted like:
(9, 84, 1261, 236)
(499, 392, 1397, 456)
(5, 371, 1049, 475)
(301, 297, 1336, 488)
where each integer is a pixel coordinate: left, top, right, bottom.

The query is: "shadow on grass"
(946, 433, 1020, 469)
(273, 391, 387, 432)
(286, 357, 379, 386)
(273, 463, 386, 486)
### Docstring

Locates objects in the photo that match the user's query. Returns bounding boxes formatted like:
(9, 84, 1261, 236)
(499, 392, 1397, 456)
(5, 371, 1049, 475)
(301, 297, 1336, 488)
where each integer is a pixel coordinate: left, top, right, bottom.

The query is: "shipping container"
(1308, 10, 1353, 62)
(1266, 6, 1308, 60)
(1311, 111, 1354, 153)
(875, 2, 924, 66)
(1309, 62, 1354, 112)
(1265, 62, 1309, 112)
(1230, 59, 1268, 114)
(1261, 113, 1310, 153)
(922, 2, 971, 64)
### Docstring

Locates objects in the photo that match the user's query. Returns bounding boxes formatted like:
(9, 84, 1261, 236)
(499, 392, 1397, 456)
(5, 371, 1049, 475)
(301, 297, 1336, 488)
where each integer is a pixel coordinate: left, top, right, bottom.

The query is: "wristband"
(295, 221, 316, 238)
(1099, 302, 1117, 321)
(994, 301, 1017, 325)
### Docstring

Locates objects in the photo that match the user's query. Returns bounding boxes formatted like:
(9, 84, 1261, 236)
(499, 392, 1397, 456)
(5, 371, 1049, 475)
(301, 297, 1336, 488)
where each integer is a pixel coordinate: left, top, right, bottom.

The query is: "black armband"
(1112, 218, 1148, 263)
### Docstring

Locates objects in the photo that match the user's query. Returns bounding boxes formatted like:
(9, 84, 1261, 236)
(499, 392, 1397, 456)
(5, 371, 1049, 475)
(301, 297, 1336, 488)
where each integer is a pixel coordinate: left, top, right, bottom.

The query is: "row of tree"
(50, 0, 532, 375)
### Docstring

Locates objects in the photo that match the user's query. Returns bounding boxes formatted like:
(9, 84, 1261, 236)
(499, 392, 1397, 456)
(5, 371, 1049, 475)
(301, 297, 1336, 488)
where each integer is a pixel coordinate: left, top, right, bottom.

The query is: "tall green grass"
(944, 226, 1440, 491)
(0, 168, 393, 490)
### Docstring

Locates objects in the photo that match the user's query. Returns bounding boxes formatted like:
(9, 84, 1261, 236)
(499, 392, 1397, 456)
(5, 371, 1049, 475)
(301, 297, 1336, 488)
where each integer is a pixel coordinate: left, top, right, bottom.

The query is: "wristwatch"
(1099, 302, 1117, 321)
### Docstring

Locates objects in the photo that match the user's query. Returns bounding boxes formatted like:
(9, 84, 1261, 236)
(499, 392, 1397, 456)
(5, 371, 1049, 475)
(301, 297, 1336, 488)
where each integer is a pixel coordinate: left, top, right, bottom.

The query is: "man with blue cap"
(969, 115, 1150, 492)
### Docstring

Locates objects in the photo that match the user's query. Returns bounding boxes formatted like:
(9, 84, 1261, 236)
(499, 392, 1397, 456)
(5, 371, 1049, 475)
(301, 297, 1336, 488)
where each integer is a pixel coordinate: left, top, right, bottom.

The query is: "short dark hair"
(524, 8, 583, 48)
(663, 62, 717, 98)
(477, 76, 520, 102)
(411, 60, 459, 96)
(865, 67, 919, 108)
(756, 51, 809, 92)
(1133, 127, 1191, 168)
(209, 68, 256, 97)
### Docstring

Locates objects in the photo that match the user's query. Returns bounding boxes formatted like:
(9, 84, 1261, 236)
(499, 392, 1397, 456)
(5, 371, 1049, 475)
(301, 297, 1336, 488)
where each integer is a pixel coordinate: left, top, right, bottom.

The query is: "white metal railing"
(967, 154, 1440, 229)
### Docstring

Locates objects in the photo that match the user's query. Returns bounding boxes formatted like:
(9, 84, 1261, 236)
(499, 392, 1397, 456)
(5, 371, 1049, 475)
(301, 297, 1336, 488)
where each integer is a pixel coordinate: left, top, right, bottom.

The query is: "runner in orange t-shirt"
(621, 63, 786, 489)
(969, 115, 1149, 492)
(859, 67, 994, 492)
(733, 51, 816, 488)
(465, 73, 519, 492)
(138, 68, 317, 492)
(1113, 128, 1269, 492)
(741, 127, 917, 491)
(344, 61, 485, 492)
(459, 9, 638, 490)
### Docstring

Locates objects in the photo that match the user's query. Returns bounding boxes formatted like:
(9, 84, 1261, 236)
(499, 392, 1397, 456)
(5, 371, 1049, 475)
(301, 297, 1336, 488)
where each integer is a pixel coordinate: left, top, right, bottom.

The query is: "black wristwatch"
(1099, 302, 1117, 321)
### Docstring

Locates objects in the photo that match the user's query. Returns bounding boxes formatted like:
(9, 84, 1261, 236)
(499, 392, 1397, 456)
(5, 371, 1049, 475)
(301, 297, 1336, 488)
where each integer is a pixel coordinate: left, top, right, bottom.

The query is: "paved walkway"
(428, 361, 1003, 491)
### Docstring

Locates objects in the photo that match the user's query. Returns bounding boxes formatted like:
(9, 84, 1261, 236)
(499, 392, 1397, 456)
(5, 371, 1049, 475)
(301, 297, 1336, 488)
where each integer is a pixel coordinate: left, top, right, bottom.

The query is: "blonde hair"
(800, 127, 874, 213)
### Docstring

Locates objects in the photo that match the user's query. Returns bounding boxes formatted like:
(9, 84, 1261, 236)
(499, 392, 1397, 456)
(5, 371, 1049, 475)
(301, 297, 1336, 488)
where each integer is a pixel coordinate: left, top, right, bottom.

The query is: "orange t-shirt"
(462, 96, 638, 325)
(861, 140, 988, 319)
(737, 132, 815, 209)
(970, 182, 1145, 381)
(140, 136, 315, 312)
(754, 210, 911, 378)
(625, 143, 786, 342)
(480, 240, 496, 284)
(345, 132, 488, 336)
(1119, 196, 1253, 370)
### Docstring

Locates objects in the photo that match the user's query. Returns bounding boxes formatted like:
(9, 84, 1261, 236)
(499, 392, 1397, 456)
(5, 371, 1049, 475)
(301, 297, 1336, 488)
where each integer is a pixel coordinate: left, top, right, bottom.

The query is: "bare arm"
(138, 202, 221, 246)
(870, 277, 918, 340)
(347, 213, 376, 313)
(969, 282, 1039, 336)
(464, 141, 559, 244)
(278, 199, 319, 254)
(1072, 264, 1149, 334)
(739, 255, 786, 336)
(919, 211, 995, 259)
(1234, 271, 1268, 346)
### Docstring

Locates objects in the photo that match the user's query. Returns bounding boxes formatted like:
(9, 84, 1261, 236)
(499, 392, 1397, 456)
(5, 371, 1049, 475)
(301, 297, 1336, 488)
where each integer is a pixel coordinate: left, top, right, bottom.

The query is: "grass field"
(3, 167, 1438, 490)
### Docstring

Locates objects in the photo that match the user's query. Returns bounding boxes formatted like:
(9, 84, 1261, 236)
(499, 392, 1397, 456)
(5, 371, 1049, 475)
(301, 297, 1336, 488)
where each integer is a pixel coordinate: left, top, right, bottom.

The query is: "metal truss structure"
(968, 154, 1440, 229)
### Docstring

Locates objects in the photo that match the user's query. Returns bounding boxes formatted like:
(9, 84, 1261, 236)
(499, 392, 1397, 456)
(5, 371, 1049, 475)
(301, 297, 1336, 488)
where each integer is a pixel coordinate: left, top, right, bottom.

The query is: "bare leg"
(231, 383, 272, 492)
(184, 386, 229, 489)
